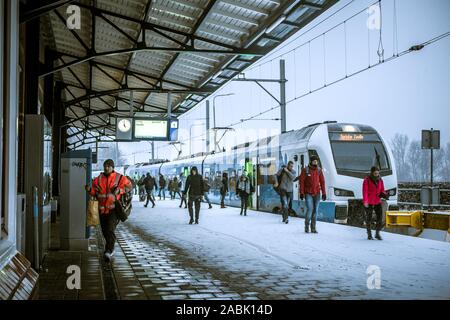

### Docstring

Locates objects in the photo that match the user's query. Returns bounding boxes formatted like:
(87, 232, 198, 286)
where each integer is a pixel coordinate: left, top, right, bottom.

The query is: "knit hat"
(103, 159, 115, 168)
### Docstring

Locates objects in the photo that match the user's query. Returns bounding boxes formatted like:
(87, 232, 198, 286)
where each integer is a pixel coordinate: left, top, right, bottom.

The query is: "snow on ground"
(124, 199, 450, 299)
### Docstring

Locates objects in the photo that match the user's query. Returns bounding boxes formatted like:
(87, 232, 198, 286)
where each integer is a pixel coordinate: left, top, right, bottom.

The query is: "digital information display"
(133, 119, 169, 140)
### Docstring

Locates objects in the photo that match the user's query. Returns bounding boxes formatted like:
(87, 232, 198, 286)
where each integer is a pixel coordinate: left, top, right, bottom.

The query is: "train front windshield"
(329, 132, 391, 176)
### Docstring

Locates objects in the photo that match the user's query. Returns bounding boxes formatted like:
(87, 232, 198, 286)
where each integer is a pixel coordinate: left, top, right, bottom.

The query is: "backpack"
(115, 175, 133, 222)
(273, 170, 285, 195)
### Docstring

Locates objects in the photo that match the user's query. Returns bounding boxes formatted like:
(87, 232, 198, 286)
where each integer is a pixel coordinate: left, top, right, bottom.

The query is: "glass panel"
(330, 142, 390, 172)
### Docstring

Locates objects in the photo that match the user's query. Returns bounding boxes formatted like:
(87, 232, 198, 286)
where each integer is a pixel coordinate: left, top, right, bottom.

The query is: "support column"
(205, 100, 210, 152)
(43, 47, 54, 125)
(24, 15, 39, 115)
(52, 82, 63, 197)
(167, 93, 172, 118)
(279, 59, 286, 133)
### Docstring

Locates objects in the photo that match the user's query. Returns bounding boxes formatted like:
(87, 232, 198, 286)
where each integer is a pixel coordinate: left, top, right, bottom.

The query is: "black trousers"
(100, 210, 119, 254)
(180, 194, 187, 207)
(240, 193, 249, 213)
(188, 196, 202, 220)
(220, 192, 226, 206)
(365, 204, 383, 234)
(145, 188, 155, 206)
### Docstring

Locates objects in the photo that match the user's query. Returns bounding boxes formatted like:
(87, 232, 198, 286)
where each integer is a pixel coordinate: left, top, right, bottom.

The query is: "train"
(124, 121, 398, 224)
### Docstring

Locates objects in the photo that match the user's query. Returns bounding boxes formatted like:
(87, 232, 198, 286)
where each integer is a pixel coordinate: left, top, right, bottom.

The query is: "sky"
(118, 0, 450, 164)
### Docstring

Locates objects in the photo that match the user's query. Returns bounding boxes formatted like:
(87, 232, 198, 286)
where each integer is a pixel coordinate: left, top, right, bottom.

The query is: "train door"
(245, 157, 257, 210)
(292, 154, 300, 202)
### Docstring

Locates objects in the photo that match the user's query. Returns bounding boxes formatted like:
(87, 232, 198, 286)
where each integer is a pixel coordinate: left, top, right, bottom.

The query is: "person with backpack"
(275, 161, 296, 224)
(179, 172, 188, 208)
(299, 156, 326, 233)
(220, 172, 229, 208)
(143, 173, 156, 208)
(138, 174, 146, 202)
(363, 166, 389, 240)
(183, 166, 205, 224)
(85, 159, 131, 262)
(236, 171, 254, 216)
(202, 176, 213, 209)
(158, 174, 166, 200)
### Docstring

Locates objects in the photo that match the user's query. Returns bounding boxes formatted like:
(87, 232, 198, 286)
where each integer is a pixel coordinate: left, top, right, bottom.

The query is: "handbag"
(114, 175, 133, 222)
(87, 198, 100, 226)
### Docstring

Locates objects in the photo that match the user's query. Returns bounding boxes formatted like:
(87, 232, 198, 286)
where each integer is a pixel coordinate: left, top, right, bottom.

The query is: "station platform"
(37, 199, 450, 300)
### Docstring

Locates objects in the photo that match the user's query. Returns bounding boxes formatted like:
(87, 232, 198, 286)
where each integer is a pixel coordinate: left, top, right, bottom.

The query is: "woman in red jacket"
(362, 166, 389, 240)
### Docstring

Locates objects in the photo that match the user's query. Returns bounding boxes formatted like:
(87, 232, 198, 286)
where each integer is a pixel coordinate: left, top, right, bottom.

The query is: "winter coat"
(184, 174, 204, 197)
(220, 177, 228, 194)
(143, 176, 156, 190)
(363, 176, 386, 206)
(237, 176, 252, 196)
(299, 165, 326, 196)
(89, 172, 131, 215)
(276, 167, 296, 193)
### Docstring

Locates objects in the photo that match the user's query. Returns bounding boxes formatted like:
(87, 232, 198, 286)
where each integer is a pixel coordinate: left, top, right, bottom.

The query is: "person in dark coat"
(236, 171, 253, 216)
(179, 172, 187, 209)
(203, 176, 213, 209)
(363, 166, 389, 240)
(143, 173, 156, 208)
(183, 166, 204, 224)
(158, 174, 166, 200)
(220, 172, 229, 208)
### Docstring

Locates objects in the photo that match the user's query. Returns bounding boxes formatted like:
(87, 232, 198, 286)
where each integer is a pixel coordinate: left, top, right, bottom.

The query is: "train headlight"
(334, 188, 354, 197)
(386, 188, 397, 196)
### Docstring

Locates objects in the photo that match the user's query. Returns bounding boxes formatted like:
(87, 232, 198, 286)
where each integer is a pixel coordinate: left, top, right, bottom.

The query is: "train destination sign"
(133, 118, 169, 141)
(329, 132, 380, 142)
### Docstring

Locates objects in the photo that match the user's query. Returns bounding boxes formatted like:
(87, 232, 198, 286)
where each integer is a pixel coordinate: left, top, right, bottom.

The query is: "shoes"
(367, 233, 373, 240)
(195, 220, 199, 224)
(305, 226, 309, 233)
(104, 251, 114, 262)
(240, 211, 243, 216)
(189, 219, 194, 224)
(375, 233, 382, 240)
(144, 204, 147, 208)
(152, 204, 155, 208)
(209, 205, 213, 209)
(185, 206, 187, 209)
(285, 219, 289, 224)
(311, 229, 318, 234)
(179, 205, 182, 208)
(244, 212, 247, 216)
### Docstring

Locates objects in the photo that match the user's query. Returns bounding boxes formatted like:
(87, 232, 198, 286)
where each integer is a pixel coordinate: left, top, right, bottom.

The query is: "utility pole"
(232, 59, 287, 133)
(206, 100, 210, 152)
(280, 59, 286, 133)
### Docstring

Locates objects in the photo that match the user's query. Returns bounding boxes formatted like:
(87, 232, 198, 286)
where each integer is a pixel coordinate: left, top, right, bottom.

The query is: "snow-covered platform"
(117, 199, 450, 300)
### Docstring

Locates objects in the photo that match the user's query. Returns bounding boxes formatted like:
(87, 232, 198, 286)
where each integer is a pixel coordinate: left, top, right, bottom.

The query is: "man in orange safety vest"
(85, 159, 131, 262)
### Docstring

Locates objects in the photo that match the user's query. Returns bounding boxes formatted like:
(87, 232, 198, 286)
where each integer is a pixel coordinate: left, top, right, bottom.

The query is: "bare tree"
(391, 133, 411, 182)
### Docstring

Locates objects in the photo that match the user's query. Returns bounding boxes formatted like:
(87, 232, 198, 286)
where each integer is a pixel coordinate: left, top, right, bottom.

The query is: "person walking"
(138, 174, 146, 201)
(179, 172, 187, 208)
(299, 156, 326, 233)
(363, 166, 389, 240)
(202, 176, 213, 209)
(171, 176, 183, 200)
(133, 172, 139, 195)
(236, 171, 253, 216)
(143, 173, 156, 208)
(220, 172, 228, 208)
(158, 174, 166, 200)
(85, 159, 131, 262)
(275, 161, 296, 224)
(183, 166, 204, 224)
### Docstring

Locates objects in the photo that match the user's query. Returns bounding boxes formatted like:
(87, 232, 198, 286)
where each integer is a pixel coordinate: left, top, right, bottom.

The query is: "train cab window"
(300, 155, 305, 169)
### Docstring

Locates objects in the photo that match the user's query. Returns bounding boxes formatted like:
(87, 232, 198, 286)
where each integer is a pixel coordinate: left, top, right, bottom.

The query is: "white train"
(125, 122, 398, 224)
